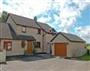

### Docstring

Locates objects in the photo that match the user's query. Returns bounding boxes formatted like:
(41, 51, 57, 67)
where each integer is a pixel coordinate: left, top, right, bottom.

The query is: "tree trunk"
(87, 49, 89, 55)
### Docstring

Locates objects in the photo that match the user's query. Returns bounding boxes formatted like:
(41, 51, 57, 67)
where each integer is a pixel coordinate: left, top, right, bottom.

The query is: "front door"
(26, 41, 33, 54)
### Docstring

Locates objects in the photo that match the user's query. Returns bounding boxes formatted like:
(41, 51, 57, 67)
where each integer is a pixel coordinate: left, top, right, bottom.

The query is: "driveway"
(0, 56, 90, 71)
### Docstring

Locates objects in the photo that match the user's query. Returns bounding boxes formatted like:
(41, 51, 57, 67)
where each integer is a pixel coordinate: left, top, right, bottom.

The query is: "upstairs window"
(22, 26, 27, 33)
(37, 29, 41, 34)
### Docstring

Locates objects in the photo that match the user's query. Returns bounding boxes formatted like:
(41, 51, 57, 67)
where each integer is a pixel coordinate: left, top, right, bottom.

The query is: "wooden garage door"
(54, 43, 67, 57)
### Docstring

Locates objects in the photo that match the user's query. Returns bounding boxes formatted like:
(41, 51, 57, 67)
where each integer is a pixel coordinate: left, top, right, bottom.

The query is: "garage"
(54, 43, 67, 57)
(50, 32, 86, 57)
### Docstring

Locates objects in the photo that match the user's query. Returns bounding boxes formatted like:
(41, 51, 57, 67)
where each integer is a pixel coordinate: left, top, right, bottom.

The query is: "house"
(0, 12, 86, 58)
(0, 13, 56, 56)
(50, 32, 86, 57)
(0, 22, 36, 56)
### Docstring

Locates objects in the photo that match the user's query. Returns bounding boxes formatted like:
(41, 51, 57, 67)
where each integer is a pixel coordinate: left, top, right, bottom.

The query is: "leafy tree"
(0, 11, 8, 22)
(86, 44, 90, 55)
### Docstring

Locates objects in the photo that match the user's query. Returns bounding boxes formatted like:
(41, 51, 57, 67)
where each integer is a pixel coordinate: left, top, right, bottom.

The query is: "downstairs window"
(4, 41, 12, 51)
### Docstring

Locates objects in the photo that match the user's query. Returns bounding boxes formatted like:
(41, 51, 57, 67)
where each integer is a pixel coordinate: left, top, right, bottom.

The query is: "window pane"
(22, 27, 26, 33)
(7, 45, 12, 50)
(4, 41, 12, 51)
(37, 29, 41, 34)
(34, 42, 41, 48)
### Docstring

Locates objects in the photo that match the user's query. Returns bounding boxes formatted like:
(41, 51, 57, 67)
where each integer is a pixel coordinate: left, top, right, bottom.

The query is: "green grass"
(77, 44, 90, 61)
(86, 44, 90, 50)
(87, 46, 90, 50)
(78, 54, 90, 61)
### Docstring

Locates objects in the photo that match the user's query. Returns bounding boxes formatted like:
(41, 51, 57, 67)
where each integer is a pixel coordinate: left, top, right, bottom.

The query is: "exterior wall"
(7, 16, 43, 52)
(44, 34, 55, 53)
(17, 26, 42, 40)
(18, 25, 45, 52)
(0, 40, 2, 49)
(51, 44, 55, 55)
(67, 42, 86, 57)
(6, 16, 55, 53)
(51, 42, 86, 57)
(1, 40, 24, 56)
(51, 34, 68, 55)
(16, 26, 54, 53)
(0, 40, 3, 50)
(52, 34, 68, 43)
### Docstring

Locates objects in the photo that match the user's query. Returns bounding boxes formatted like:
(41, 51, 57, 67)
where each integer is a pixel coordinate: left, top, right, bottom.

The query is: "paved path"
(1, 58, 90, 71)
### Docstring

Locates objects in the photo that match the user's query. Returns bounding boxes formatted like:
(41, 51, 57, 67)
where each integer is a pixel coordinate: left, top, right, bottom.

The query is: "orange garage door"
(54, 43, 67, 57)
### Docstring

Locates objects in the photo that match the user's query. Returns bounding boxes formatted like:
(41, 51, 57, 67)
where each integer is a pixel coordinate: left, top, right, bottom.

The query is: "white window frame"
(22, 26, 26, 33)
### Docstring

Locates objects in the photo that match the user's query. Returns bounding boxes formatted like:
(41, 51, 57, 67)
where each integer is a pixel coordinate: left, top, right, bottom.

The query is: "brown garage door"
(54, 43, 67, 57)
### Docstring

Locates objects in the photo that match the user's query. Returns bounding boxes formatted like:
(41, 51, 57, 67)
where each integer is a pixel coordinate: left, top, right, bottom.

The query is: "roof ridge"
(50, 32, 85, 43)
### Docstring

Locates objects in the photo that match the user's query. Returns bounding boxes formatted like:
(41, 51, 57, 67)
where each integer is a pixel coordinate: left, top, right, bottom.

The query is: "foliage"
(78, 54, 90, 61)
(52, 28, 57, 32)
(0, 11, 8, 22)
(86, 44, 90, 50)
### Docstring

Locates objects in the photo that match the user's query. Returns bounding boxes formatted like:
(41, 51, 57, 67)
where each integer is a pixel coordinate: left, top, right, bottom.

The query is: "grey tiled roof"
(10, 14, 39, 28)
(60, 32, 85, 42)
(0, 23, 13, 39)
(50, 32, 85, 42)
(38, 22, 52, 32)
(9, 14, 53, 33)
(17, 35, 36, 41)
(0, 23, 35, 41)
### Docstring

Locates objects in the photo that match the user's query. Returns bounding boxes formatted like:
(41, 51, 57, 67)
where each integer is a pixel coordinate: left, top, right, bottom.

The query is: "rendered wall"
(1, 40, 24, 56)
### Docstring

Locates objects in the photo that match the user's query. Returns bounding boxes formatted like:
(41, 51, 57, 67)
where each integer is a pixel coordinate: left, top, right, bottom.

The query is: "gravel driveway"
(0, 57, 90, 71)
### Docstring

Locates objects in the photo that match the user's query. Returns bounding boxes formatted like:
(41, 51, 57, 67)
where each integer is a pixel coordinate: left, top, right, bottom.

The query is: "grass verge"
(78, 54, 90, 61)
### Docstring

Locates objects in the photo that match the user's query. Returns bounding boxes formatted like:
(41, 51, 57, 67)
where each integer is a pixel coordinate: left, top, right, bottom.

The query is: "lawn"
(78, 44, 90, 61)
(87, 45, 90, 50)
(78, 54, 90, 61)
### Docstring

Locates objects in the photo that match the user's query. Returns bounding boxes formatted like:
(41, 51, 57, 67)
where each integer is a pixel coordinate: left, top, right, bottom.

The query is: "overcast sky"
(1, 0, 90, 43)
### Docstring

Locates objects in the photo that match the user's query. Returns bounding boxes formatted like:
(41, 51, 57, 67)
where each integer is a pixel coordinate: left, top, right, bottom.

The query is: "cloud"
(3, 0, 89, 27)
(3, 0, 50, 18)
(36, 0, 90, 33)
(2, 0, 90, 42)
(75, 26, 90, 43)
(0, 0, 3, 14)
(59, 0, 90, 33)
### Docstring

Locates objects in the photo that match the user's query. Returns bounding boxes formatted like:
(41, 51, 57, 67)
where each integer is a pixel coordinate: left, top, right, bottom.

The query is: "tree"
(86, 44, 90, 55)
(0, 11, 8, 22)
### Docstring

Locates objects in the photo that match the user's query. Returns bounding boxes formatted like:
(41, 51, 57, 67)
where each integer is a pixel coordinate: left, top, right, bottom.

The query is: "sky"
(0, 0, 90, 43)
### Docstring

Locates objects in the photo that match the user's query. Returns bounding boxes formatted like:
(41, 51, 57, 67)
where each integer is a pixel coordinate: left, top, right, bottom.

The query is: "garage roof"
(50, 32, 85, 43)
